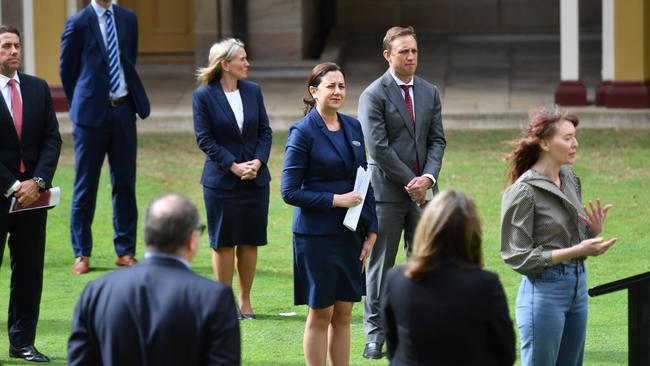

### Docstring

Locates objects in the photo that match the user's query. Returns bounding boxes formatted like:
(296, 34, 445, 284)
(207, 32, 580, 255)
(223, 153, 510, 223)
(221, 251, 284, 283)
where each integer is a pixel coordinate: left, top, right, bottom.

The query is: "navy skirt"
(203, 181, 269, 249)
(293, 230, 366, 309)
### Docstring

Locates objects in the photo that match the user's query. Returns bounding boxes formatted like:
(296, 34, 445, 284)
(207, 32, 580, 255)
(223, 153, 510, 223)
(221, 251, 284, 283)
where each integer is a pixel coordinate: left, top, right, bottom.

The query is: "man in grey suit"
(358, 26, 446, 359)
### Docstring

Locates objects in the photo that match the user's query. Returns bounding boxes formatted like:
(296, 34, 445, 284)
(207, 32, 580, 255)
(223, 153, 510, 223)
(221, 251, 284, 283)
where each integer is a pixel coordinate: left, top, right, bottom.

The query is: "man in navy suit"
(60, 0, 150, 274)
(68, 193, 241, 365)
(0, 25, 62, 362)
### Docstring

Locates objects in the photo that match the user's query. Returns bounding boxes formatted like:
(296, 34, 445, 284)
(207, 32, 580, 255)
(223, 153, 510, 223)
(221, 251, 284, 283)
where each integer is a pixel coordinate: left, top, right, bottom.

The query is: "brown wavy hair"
(302, 62, 344, 116)
(405, 190, 483, 280)
(506, 105, 579, 184)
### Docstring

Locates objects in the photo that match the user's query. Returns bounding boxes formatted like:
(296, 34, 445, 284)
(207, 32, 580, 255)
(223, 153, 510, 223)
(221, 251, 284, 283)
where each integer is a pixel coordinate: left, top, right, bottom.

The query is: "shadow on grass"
(584, 349, 627, 364)
(251, 313, 307, 322)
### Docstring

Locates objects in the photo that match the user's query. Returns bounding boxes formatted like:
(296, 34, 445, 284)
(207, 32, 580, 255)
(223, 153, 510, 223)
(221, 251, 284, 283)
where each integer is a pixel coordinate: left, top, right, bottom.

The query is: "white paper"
(343, 167, 371, 231)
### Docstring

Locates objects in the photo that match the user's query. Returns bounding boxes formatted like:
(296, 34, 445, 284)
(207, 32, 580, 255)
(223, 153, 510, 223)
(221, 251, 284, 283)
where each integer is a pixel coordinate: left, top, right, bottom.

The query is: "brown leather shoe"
(72, 256, 90, 275)
(115, 254, 138, 267)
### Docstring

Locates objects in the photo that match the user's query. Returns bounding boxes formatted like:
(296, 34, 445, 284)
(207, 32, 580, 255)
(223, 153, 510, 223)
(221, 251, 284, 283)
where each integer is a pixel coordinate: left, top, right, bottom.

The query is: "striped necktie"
(105, 9, 120, 94)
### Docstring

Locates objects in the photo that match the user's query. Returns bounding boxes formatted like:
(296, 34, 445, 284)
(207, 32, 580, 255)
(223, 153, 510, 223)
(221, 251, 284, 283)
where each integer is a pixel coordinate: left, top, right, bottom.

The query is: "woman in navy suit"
(193, 38, 272, 319)
(381, 190, 515, 365)
(282, 63, 377, 366)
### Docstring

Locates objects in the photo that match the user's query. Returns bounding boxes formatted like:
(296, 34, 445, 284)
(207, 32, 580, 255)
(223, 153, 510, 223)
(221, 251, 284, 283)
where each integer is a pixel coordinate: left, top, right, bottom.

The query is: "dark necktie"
(400, 84, 420, 175)
(105, 9, 120, 94)
(8, 79, 25, 173)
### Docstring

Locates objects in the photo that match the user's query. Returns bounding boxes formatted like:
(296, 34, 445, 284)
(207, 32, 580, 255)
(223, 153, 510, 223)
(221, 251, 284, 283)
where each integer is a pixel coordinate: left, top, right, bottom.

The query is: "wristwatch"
(32, 177, 46, 190)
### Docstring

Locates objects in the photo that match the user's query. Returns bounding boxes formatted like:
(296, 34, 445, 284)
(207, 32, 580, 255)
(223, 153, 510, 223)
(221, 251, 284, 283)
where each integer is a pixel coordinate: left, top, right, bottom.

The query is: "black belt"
(109, 96, 129, 107)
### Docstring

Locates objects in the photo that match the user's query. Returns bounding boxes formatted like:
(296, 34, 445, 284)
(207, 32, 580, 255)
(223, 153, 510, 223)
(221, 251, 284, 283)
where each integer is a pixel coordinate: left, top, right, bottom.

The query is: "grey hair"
(143, 194, 200, 253)
(196, 38, 245, 86)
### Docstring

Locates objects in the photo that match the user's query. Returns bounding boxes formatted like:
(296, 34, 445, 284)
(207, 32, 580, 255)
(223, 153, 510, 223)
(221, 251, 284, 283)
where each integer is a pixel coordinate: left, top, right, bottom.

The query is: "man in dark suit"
(358, 26, 446, 359)
(60, 0, 150, 274)
(68, 193, 241, 365)
(0, 25, 62, 362)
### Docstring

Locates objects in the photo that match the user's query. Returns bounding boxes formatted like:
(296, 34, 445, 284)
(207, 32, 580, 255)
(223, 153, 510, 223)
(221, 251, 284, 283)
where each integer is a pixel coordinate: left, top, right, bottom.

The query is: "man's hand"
(14, 180, 40, 207)
(404, 176, 432, 204)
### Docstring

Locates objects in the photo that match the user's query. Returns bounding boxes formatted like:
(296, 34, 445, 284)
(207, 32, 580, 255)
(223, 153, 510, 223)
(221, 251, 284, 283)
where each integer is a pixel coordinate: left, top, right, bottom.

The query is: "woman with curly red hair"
(501, 106, 617, 365)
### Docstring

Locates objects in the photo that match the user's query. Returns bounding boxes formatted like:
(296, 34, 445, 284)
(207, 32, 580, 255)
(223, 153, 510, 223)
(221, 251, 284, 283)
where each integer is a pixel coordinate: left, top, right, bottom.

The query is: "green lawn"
(1, 129, 648, 365)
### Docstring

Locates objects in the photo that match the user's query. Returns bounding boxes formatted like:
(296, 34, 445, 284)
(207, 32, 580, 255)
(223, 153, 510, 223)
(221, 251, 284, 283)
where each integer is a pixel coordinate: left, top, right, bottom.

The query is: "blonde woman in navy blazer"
(282, 63, 377, 366)
(193, 39, 272, 319)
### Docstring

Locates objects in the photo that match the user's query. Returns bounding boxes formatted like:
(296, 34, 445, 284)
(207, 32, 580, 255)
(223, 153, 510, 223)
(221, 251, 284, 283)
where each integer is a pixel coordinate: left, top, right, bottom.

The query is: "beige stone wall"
(337, 0, 600, 32)
(195, 0, 233, 65)
(247, 0, 303, 60)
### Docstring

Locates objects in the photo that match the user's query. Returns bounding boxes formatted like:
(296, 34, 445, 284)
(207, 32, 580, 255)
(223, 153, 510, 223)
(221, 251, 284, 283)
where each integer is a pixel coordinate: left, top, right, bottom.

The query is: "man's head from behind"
(144, 194, 201, 260)
(383, 26, 418, 82)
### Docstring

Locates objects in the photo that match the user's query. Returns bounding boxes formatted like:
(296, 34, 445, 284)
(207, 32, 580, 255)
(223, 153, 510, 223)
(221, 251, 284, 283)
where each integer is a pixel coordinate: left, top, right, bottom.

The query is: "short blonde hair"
(196, 38, 244, 86)
(383, 26, 417, 53)
(405, 190, 483, 280)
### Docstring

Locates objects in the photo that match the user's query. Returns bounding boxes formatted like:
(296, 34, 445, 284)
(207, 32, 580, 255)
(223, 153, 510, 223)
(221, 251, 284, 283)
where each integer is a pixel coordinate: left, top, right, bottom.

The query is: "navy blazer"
(193, 79, 272, 190)
(60, 4, 150, 126)
(68, 256, 241, 365)
(281, 108, 377, 235)
(0, 73, 61, 211)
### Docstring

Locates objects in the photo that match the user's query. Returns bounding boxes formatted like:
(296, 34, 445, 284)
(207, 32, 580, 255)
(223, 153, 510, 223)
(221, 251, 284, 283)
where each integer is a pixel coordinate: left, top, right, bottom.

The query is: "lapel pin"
(352, 140, 361, 146)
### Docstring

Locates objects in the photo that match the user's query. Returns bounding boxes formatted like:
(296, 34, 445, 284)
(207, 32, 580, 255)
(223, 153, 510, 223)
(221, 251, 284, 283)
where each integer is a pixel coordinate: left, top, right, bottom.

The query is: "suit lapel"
(340, 116, 362, 171)
(0, 82, 18, 143)
(113, 6, 128, 56)
(18, 73, 33, 143)
(211, 82, 242, 139)
(382, 72, 414, 138)
(238, 82, 252, 137)
(87, 5, 108, 60)
(412, 78, 426, 139)
(312, 110, 349, 171)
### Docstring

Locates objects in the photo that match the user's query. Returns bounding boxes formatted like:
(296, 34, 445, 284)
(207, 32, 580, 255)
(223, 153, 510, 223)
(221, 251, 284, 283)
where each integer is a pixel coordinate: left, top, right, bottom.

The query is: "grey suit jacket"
(358, 70, 446, 202)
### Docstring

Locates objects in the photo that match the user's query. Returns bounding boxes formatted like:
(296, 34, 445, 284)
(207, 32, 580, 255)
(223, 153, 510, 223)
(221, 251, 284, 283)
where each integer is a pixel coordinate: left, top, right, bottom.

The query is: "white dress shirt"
(91, 0, 128, 98)
(1, 73, 22, 196)
(225, 90, 245, 132)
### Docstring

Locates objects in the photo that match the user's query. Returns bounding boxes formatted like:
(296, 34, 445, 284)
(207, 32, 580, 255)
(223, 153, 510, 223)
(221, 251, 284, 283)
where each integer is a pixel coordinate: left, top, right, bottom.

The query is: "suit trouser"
(0, 207, 46, 347)
(70, 101, 137, 257)
(364, 199, 422, 344)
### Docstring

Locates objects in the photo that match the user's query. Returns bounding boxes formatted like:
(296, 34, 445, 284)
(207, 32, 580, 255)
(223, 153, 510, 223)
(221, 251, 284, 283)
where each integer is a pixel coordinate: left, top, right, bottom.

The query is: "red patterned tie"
(400, 84, 420, 175)
(8, 79, 25, 173)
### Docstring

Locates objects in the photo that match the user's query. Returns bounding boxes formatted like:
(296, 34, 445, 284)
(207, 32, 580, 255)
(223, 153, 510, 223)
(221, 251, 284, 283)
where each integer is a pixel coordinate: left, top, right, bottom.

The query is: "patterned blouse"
(500, 166, 592, 276)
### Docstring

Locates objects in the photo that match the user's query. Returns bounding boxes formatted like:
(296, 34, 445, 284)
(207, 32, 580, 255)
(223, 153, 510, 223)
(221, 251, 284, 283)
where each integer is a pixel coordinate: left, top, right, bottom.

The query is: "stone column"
(554, 0, 587, 105)
(606, 0, 650, 108)
(595, 0, 614, 105)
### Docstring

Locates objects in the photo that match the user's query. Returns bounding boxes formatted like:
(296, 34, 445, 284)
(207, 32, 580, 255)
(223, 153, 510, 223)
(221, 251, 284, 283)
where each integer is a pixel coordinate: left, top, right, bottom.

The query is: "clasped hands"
(230, 159, 262, 180)
(404, 176, 433, 204)
(14, 179, 40, 207)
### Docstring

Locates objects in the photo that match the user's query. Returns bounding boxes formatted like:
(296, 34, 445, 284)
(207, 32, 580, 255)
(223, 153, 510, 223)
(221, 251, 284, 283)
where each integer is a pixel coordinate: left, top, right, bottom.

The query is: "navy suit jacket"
(193, 79, 272, 189)
(0, 73, 61, 212)
(60, 4, 150, 126)
(281, 108, 377, 235)
(68, 256, 241, 365)
(381, 264, 515, 366)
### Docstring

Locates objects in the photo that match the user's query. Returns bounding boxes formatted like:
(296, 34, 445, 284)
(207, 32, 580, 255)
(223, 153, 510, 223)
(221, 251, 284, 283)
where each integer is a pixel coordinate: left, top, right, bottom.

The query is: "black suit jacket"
(68, 256, 241, 365)
(0, 73, 61, 212)
(381, 263, 515, 366)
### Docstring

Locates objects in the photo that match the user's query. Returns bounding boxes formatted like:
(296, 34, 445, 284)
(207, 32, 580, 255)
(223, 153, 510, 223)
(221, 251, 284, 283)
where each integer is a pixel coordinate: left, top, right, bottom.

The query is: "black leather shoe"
(9, 345, 50, 362)
(362, 342, 383, 359)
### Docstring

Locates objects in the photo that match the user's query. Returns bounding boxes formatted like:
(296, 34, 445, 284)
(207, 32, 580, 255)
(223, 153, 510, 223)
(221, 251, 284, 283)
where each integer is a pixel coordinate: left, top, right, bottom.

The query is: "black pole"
(232, 0, 247, 44)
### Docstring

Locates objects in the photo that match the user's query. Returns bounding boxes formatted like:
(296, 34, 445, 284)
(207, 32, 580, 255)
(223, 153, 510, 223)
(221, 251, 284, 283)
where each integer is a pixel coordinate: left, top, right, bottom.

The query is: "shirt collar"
(144, 251, 191, 269)
(388, 69, 413, 87)
(0, 73, 20, 88)
(91, 0, 113, 17)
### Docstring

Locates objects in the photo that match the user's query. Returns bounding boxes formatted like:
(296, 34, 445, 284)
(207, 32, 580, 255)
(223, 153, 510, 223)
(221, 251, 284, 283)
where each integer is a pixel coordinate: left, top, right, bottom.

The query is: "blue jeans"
(516, 262, 587, 366)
